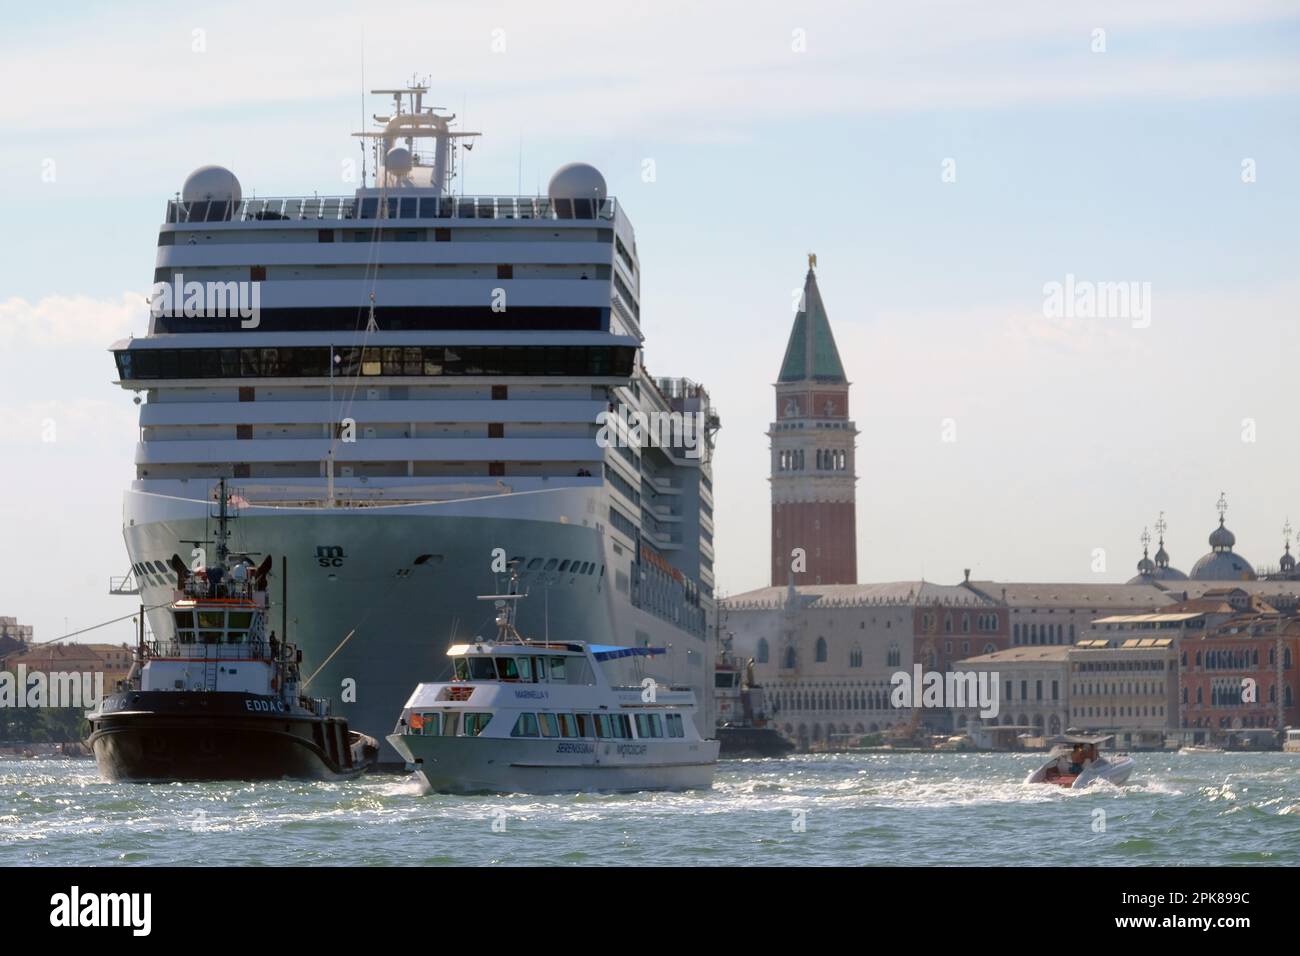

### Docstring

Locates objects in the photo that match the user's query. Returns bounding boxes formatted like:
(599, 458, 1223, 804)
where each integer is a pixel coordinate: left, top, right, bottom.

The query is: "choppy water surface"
(2, 752, 1298, 866)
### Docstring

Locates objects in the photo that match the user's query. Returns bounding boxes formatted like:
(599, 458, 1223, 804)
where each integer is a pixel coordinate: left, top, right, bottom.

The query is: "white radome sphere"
(181, 165, 242, 205)
(547, 162, 607, 202)
(385, 146, 413, 177)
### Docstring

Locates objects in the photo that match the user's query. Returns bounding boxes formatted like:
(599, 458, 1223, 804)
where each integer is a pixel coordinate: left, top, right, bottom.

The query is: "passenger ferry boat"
(108, 81, 720, 758)
(388, 583, 719, 793)
(88, 482, 379, 782)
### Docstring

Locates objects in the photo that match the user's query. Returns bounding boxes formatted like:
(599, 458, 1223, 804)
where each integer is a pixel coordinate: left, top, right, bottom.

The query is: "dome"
(1190, 551, 1256, 581)
(182, 165, 242, 205)
(1208, 519, 1235, 551)
(1282, 548, 1296, 573)
(384, 147, 413, 178)
(1136, 555, 1155, 575)
(1152, 565, 1189, 582)
(547, 162, 607, 202)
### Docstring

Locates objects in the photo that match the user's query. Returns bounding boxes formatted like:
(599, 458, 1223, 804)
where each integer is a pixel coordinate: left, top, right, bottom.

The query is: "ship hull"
(123, 488, 712, 760)
(87, 692, 375, 783)
(717, 726, 795, 758)
(387, 732, 719, 794)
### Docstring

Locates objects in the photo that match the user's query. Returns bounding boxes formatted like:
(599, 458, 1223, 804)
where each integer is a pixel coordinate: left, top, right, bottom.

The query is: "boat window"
(200, 631, 223, 645)
(613, 715, 631, 739)
(462, 713, 493, 736)
(228, 611, 253, 629)
(595, 714, 612, 738)
(495, 657, 520, 681)
(516, 657, 533, 681)
(411, 712, 441, 736)
(558, 560, 570, 573)
(511, 713, 539, 738)
(564, 657, 594, 685)
(667, 714, 684, 738)
(576, 714, 594, 738)
(527, 558, 543, 570)
(441, 712, 459, 736)
(557, 714, 578, 738)
(649, 714, 664, 738)
(453, 658, 469, 680)
(543, 559, 558, 571)
(175, 630, 196, 644)
(538, 713, 559, 737)
(548, 656, 567, 682)
(534, 657, 547, 681)
(173, 611, 194, 629)
(468, 657, 497, 680)
(635, 714, 651, 739)
(197, 611, 225, 629)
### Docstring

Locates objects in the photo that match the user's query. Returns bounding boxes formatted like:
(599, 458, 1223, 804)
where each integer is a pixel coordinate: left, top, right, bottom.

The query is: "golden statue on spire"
(808, 252, 817, 271)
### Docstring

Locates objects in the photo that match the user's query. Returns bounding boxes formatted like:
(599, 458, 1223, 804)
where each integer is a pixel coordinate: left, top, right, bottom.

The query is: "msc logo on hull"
(316, 545, 346, 568)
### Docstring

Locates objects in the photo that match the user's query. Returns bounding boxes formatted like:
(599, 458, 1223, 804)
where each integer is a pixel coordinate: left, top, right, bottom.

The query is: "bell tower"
(769, 256, 858, 586)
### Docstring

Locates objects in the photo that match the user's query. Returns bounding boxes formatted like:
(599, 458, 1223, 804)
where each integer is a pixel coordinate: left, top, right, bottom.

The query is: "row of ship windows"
(408, 710, 685, 740)
(116, 346, 636, 380)
(167, 196, 614, 224)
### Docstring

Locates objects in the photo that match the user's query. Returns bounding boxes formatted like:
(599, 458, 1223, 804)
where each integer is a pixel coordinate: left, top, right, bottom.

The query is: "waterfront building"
(962, 581, 1172, 647)
(1178, 610, 1300, 736)
(955, 645, 1071, 738)
(1068, 629, 1179, 747)
(723, 580, 1006, 746)
(769, 258, 857, 587)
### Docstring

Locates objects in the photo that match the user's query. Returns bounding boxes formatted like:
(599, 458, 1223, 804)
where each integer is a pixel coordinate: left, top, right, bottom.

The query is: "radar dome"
(385, 147, 413, 178)
(182, 165, 242, 205)
(548, 162, 607, 202)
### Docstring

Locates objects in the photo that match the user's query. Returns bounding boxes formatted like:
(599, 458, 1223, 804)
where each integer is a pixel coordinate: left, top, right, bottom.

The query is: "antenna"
(359, 31, 367, 187)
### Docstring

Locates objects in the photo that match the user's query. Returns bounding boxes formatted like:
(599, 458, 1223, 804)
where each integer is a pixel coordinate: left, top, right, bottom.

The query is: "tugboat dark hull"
(87, 692, 378, 783)
(717, 726, 796, 758)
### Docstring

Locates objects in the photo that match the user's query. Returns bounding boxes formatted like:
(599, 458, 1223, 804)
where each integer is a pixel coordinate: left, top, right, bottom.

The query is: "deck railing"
(166, 195, 617, 225)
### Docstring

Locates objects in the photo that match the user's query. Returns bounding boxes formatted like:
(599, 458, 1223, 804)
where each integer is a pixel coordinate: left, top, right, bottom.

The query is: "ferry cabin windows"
(462, 713, 493, 736)
(508, 713, 638, 739)
(511, 713, 540, 737)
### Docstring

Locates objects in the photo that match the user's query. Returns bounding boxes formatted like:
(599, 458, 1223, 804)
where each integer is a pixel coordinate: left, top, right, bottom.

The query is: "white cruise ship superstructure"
(109, 84, 719, 759)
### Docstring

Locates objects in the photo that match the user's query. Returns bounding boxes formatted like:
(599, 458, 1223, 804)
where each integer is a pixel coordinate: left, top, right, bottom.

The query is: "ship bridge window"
(174, 611, 194, 629)
(461, 713, 493, 736)
(515, 657, 534, 682)
(511, 713, 539, 737)
(495, 657, 521, 681)
(453, 658, 469, 681)
(547, 656, 566, 682)
(198, 611, 225, 629)
(467, 658, 497, 681)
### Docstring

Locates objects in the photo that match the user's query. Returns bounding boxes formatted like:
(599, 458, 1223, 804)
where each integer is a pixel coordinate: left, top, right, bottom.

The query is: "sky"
(1, 0, 1298, 644)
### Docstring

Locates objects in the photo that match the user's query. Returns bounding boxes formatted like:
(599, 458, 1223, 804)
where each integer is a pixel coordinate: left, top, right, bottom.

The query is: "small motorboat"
(1178, 744, 1223, 755)
(1026, 734, 1135, 789)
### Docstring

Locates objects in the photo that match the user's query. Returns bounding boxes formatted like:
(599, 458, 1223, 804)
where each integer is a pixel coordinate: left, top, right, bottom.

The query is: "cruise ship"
(109, 83, 720, 759)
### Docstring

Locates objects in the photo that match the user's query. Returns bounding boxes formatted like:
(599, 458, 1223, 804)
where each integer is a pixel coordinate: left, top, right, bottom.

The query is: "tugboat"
(713, 611, 794, 758)
(387, 573, 719, 794)
(87, 480, 379, 782)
